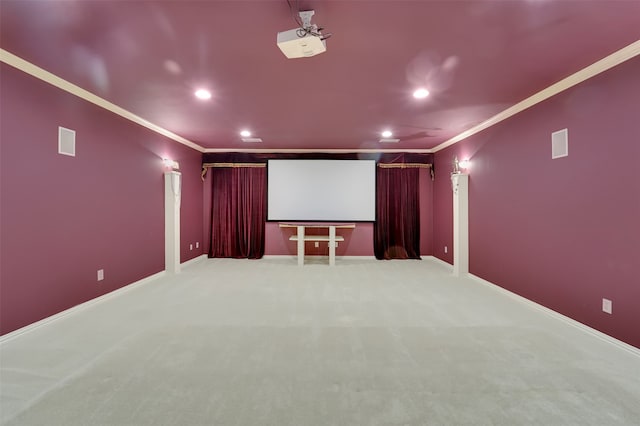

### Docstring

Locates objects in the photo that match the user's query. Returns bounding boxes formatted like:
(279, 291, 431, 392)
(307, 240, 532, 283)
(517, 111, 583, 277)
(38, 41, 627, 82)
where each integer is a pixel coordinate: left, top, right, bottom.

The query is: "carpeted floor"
(1, 257, 639, 425)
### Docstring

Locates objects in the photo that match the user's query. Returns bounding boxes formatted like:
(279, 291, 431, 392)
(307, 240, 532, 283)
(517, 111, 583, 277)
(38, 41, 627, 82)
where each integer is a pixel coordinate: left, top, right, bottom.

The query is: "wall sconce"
(452, 156, 471, 174)
(451, 156, 471, 175)
(163, 158, 180, 170)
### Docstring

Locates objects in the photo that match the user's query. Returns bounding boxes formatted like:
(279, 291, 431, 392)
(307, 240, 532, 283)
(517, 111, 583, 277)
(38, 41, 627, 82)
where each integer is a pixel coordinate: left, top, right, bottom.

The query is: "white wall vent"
(551, 128, 568, 159)
(379, 138, 400, 143)
(58, 127, 76, 157)
(241, 137, 263, 143)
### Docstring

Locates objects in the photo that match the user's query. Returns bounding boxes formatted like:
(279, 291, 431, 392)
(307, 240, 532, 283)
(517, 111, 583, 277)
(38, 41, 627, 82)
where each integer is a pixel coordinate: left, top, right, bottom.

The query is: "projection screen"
(267, 160, 376, 222)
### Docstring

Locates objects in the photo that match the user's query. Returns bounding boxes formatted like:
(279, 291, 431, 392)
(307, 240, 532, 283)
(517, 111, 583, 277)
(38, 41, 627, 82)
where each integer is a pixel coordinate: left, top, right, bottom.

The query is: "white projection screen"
(268, 160, 376, 222)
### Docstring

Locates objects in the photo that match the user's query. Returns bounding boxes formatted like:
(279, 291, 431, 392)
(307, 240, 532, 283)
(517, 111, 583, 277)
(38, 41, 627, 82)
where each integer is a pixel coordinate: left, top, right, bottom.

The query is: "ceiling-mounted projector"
(277, 28, 326, 58)
(277, 10, 329, 59)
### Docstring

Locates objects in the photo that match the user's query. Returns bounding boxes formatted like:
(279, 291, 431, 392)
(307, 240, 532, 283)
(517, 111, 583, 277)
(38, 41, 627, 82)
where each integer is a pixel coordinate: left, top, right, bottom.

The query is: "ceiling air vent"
(379, 138, 400, 143)
(241, 137, 263, 143)
(58, 126, 76, 156)
(551, 128, 568, 159)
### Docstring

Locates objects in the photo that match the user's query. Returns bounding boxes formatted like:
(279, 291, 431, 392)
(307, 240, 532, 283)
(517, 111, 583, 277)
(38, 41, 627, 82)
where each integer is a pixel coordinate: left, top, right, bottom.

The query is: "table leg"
(329, 226, 336, 266)
(297, 225, 305, 266)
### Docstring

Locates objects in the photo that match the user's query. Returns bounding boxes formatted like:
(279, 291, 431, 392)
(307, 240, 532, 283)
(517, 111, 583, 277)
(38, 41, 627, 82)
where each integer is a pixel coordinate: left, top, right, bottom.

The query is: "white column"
(451, 173, 469, 276)
(328, 226, 336, 266)
(297, 225, 305, 266)
(164, 171, 181, 274)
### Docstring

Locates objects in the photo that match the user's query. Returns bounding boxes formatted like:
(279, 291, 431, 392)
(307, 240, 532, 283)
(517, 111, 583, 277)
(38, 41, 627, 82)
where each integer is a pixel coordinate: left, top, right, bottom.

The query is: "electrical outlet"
(314, 241, 319, 247)
(97, 269, 104, 281)
(602, 298, 612, 314)
(190, 244, 193, 250)
(335, 242, 338, 247)
(444, 246, 448, 254)
(196, 242, 199, 249)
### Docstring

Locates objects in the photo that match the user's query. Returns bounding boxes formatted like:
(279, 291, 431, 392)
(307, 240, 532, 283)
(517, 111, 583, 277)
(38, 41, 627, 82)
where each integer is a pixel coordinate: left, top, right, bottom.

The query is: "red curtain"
(209, 167, 266, 259)
(374, 167, 421, 260)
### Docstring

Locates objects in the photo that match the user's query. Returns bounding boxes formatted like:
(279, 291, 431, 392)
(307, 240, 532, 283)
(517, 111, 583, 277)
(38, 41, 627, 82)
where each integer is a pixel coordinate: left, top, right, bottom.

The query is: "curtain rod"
(203, 162, 266, 168)
(201, 162, 266, 180)
(377, 163, 432, 169)
(201, 162, 432, 180)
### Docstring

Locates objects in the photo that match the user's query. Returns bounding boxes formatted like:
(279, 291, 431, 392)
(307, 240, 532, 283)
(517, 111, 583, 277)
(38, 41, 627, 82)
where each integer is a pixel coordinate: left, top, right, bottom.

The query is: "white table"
(279, 223, 356, 266)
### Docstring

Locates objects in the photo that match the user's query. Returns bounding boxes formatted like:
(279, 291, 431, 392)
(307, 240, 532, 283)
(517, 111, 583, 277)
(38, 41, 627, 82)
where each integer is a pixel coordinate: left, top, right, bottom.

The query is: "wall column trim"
(164, 171, 182, 273)
(451, 173, 469, 276)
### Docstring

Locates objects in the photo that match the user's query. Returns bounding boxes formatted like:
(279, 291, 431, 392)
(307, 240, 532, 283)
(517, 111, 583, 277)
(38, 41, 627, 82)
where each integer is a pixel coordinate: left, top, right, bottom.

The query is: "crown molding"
(5, 38, 639, 156)
(432, 40, 640, 152)
(203, 148, 434, 154)
(0, 49, 434, 155)
(0, 49, 206, 153)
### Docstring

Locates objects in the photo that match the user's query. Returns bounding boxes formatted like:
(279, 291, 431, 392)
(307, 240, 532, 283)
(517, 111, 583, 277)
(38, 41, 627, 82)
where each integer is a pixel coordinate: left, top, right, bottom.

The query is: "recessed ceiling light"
(240, 130, 251, 137)
(413, 88, 430, 99)
(194, 89, 211, 100)
(381, 130, 393, 138)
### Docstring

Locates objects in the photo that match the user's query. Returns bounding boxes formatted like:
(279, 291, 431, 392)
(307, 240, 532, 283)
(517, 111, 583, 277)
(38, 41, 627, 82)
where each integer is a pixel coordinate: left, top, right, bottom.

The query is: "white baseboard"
(423, 255, 453, 270)
(0, 270, 166, 345)
(468, 273, 640, 358)
(0, 255, 214, 344)
(181, 254, 206, 267)
(338, 255, 377, 260)
(265, 255, 452, 262)
(261, 255, 296, 260)
(262, 255, 377, 260)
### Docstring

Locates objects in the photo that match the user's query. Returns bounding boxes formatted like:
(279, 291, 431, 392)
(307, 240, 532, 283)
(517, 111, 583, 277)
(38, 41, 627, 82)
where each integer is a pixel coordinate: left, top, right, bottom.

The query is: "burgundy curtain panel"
(209, 167, 266, 259)
(374, 167, 421, 260)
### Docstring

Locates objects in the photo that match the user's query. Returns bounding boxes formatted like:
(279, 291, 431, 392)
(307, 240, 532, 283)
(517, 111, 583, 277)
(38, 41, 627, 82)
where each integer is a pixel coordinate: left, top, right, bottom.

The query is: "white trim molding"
(261, 255, 377, 261)
(181, 254, 207, 267)
(204, 148, 434, 154)
(0, 270, 166, 345)
(468, 273, 640, 358)
(451, 173, 469, 276)
(432, 40, 640, 152)
(0, 49, 205, 153)
(0, 256, 211, 344)
(423, 255, 453, 271)
(0, 49, 435, 156)
(4, 39, 639, 155)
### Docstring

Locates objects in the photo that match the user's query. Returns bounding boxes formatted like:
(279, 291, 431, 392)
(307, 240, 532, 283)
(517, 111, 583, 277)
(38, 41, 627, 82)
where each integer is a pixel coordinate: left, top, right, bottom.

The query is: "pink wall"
(419, 168, 433, 256)
(433, 164, 454, 264)
(202, 168, 433, 257)
(179, 152, 205, 261)
(203, 170, 213, 256)
(433, 58, 640, 348)
(264, 222, 375, 256)
(264, 167, 433, 257)
(0, 64, 203, 335)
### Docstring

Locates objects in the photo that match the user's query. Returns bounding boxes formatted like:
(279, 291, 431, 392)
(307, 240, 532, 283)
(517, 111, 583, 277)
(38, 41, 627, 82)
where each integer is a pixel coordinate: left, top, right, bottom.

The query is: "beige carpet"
(1, 258, 639, 425)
